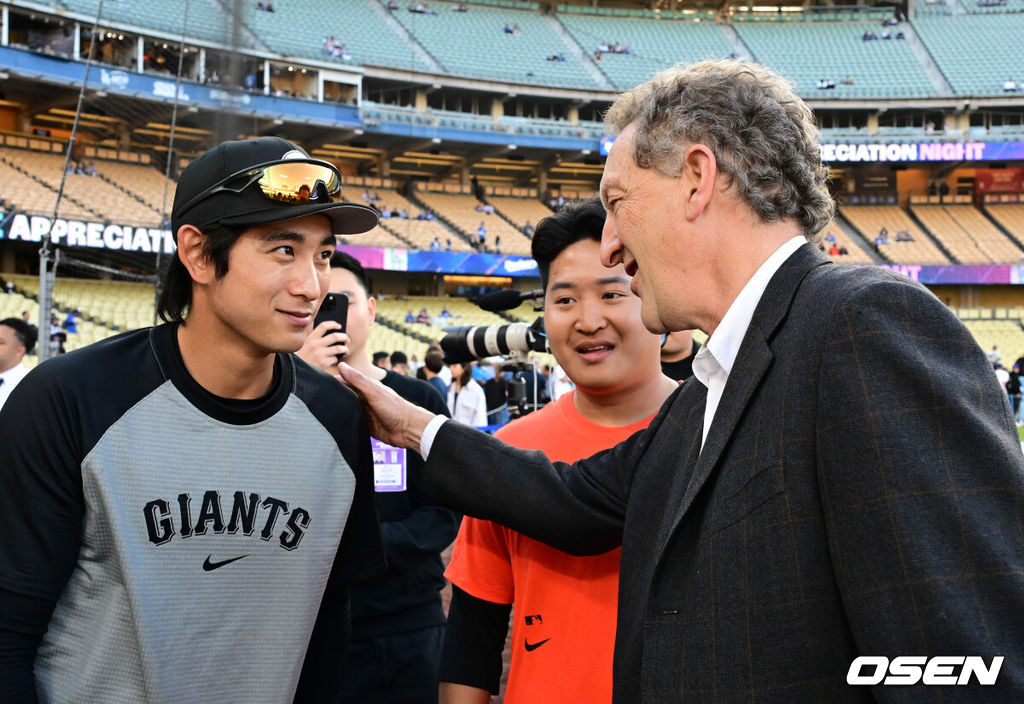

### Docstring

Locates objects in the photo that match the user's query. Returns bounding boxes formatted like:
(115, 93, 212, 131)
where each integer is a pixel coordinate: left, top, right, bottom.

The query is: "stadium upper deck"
(7, 0, 1024, 99)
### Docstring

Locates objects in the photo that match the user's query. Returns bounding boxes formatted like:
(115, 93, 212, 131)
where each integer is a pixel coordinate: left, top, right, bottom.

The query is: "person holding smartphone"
(299, 252, 460, 704)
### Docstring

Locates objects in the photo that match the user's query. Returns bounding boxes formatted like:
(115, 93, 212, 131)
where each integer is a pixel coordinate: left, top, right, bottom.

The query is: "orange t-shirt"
(444, 392, 654, 704)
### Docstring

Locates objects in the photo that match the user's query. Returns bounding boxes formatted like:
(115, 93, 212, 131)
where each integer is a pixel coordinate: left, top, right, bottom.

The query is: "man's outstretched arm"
(339, 363, 677, 555)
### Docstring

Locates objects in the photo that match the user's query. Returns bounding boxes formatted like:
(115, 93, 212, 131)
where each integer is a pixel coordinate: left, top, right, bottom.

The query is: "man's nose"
(293, 260, 322, 300)
(600, 219, 623, 268)
(575, 299, 608, 333)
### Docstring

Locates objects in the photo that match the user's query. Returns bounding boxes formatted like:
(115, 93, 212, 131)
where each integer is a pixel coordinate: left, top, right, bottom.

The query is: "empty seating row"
(839, 206, 951, 265)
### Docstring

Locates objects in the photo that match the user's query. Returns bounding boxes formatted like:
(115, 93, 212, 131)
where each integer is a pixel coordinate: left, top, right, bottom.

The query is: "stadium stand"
(961, 0, 1024, 15)
(0, 151, 95, 220)
(488, 194, 552, 237)
(960, 318, 1024, 369)
(2, 273, 149, 352)
(415, 188, 532, 256)
(820, 221, 874, 265)
(557, 12, 735, 91)
(839, 205, 951, 265)
(242, 0, 432, 72)
(0, 148, 162, 225)
(60, 0, 236, 45)
(389, 0, 602, 89)
(374, 190, 478, 253)
(90, 160, 177, 214)
(913, 14, 1024, 95)
(985, 204, 1024, 245)
(734, 20, 936, 98)
(911, 205, 1022, 264)
(339, 224, 416, 250)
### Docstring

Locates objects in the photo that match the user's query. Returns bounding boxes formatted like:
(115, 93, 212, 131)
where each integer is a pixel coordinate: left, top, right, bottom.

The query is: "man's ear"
(680, 144, 717, 221)
(176, 225, 214, 285)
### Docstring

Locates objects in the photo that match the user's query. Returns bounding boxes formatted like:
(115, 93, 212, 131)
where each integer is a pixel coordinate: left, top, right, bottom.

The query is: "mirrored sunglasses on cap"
(177, 158, 343, 216)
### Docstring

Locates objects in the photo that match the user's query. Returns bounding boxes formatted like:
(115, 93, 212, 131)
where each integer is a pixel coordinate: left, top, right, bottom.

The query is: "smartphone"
(314, 292, 349, 363)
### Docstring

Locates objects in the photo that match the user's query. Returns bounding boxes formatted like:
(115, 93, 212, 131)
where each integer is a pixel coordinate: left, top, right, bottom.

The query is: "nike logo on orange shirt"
(203, 554, 249, 571)
(524, 638, 550, 652)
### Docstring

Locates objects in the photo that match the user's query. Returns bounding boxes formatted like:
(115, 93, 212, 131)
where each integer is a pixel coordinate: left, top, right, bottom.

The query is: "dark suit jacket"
(423, 244, 1024, 702)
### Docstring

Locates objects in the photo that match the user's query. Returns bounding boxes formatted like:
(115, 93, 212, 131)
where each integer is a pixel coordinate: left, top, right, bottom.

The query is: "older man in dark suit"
(341, 59, 1024, 702)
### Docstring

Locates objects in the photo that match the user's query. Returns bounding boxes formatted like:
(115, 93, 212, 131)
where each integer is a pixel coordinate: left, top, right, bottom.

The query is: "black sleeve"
(422, 388, 680, 555)
(0, 365, 87, 698)
(0, 365, 86, 599)
(0, 588, 57, 704)
(293, 587, 351, 703)
(438, 586, 511, 694)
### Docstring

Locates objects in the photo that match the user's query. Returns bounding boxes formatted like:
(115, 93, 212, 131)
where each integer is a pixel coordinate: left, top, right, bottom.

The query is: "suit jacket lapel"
(663, 243, 830, 540)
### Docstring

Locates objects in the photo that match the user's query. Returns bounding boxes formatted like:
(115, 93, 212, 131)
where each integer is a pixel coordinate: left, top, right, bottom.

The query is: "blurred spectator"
(995, 362, 1010, 388)
(1007, 364, 1022, 426)
(547, 363, 574, 401)
(48, 315, 66, 355)
(62, 310, 79, 334)
(423, 349, 449, 402)
(0, 317, 37, 413)
(390, 350, 410, 375)
(483, 358, 509, 426)
(373, 351, 391, 369)
(447, 362, 487, 427)
(21, 312, 38, 343)
(988, 345, 1002, 367)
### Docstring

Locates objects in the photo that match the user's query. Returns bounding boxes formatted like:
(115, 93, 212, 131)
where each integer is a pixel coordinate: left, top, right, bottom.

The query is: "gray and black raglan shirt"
(0, 323, 385, 703)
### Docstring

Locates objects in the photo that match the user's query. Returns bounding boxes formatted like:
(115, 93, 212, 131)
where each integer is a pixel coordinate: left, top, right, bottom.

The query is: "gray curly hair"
(605, 59, 834, 240)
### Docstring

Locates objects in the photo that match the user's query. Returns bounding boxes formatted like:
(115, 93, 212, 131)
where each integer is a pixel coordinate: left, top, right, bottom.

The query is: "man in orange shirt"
(438, 197, 678, 703)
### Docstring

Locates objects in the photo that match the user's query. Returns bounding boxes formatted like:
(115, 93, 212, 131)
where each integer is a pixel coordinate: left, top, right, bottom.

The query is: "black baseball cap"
(171, 137, 378, 237)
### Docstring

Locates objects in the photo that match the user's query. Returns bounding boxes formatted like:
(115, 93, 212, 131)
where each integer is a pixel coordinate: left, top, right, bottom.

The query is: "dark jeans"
(336, 625, 445, 704)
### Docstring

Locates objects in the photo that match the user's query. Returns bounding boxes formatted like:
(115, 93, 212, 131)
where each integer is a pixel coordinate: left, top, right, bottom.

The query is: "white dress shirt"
(0, 361, 30, 413)
(691, 236, 806, 450)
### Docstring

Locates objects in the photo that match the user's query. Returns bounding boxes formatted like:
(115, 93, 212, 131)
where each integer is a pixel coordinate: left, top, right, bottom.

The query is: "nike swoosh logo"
(203, 554, 249, 571)
(524, 638, 550, 652)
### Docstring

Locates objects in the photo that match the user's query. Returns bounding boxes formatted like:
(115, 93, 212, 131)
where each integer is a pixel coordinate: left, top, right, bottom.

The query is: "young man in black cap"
(0, 137, 385, 703)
